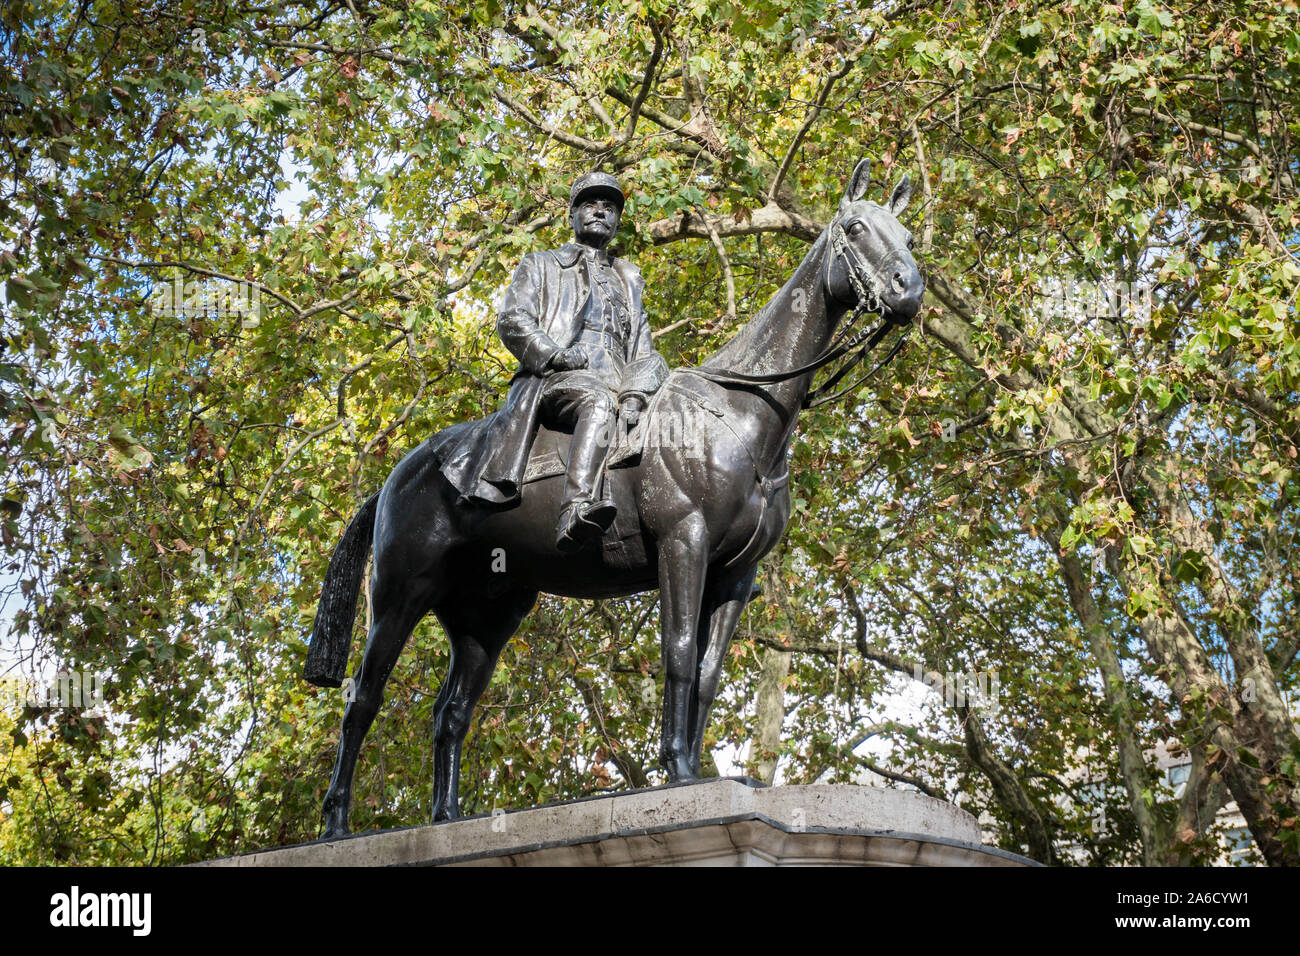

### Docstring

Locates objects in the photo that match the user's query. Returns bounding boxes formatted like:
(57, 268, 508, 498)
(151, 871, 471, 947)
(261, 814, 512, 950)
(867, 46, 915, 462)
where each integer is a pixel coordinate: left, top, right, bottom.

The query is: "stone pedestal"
(198, 778, 1035, 867)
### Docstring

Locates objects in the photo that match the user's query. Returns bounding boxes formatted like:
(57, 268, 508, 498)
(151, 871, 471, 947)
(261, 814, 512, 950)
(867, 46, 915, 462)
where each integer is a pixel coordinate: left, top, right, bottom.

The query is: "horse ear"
(888, 174, 912, 216)
(840, 158, 872, 213)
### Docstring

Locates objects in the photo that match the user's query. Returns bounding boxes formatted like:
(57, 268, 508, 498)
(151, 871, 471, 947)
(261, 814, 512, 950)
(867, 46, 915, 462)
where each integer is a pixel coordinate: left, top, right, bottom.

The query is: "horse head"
(825, 158, 925, 324)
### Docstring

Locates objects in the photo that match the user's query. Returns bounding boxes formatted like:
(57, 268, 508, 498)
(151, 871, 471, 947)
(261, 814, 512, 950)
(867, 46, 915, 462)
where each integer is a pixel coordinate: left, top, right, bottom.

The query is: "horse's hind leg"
(687, 564, 759, 778)
(429, 588, 537, 822)
(320, 579, 431, 839)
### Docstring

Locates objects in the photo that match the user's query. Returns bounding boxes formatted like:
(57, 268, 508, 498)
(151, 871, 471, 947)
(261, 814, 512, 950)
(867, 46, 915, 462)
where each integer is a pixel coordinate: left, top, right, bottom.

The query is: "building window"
(1224, 826, 1253, 864)
(1167, 763, 1190, 798)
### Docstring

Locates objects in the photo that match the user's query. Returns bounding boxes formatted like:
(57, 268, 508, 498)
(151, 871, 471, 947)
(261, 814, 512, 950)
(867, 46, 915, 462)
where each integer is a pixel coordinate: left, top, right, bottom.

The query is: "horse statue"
(304, 158, 924, 837)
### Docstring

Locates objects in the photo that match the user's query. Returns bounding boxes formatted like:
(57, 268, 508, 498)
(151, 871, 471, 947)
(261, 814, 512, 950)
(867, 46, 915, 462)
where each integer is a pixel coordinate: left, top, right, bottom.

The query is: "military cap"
(569, 171, 625, 212)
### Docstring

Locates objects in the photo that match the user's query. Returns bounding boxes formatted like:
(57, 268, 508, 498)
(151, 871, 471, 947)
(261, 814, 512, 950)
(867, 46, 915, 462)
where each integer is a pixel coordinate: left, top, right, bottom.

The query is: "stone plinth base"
(198, 778, 1035, 867)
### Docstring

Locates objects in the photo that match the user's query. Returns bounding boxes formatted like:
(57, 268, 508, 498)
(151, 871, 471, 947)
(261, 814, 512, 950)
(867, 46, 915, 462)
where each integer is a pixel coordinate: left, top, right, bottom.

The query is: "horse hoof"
(431, 803, 460, 824)
(663, 756, 696, 782)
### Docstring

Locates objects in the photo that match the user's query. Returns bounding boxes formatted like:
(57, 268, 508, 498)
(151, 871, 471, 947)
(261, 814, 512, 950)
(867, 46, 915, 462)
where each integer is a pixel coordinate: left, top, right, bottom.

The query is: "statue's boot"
(556, 404, 618, 554)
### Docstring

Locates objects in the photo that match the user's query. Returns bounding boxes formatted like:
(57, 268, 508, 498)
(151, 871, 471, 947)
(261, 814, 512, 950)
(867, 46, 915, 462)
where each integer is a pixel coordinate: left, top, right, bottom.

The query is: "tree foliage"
(1, 0, 1297, 865)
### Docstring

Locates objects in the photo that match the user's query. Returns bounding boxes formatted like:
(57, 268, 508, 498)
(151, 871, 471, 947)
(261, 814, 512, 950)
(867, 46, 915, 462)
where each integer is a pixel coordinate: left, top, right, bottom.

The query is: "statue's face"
(571, 197, 621, 249)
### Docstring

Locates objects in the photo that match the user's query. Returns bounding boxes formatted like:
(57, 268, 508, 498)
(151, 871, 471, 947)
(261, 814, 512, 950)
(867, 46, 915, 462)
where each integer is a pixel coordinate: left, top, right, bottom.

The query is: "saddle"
(519, 419, 634, 484)
(518, 410, 650, 568)
(433, 372, 783, 571)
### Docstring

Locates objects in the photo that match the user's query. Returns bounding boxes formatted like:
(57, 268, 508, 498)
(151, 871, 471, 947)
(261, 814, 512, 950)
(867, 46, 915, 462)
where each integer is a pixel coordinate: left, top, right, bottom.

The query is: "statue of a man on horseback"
(306, 158, 924, 836)
(438, 172, 668, 553)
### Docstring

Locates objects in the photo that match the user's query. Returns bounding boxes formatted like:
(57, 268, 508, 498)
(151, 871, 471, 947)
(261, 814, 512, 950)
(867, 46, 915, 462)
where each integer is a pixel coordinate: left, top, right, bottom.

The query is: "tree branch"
(493, 88, 608, 153)
(644, 201, 822, 244)
(909, 119, 935, 254)
(621, 19, 664, 144)
(767, 54, 855, 204)
(521, 2, 617, 133)
(698, 204, 736, 327)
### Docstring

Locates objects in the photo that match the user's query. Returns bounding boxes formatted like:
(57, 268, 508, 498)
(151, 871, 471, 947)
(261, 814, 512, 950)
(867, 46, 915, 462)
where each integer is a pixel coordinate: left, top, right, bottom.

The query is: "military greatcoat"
(438, 242, 656, 505)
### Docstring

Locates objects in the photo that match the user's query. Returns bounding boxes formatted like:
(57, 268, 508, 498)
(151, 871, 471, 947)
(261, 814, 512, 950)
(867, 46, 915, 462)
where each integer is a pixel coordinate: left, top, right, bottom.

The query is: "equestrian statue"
(304, 159, 924, 838)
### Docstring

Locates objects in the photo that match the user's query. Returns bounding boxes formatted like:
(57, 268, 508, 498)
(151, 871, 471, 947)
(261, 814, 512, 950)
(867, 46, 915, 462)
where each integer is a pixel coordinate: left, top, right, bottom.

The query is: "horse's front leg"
(686, 564, 760, 778)
(657, 514, 709, 782)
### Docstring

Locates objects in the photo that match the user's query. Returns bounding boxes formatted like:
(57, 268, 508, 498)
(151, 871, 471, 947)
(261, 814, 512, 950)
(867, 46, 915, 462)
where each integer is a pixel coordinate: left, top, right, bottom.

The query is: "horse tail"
(304, 492, 380, 688)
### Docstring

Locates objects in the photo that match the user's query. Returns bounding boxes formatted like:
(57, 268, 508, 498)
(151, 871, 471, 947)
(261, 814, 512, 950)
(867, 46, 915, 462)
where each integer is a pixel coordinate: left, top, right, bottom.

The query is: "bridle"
(829, 213, 883, 317)
(681, 211, 913, 409)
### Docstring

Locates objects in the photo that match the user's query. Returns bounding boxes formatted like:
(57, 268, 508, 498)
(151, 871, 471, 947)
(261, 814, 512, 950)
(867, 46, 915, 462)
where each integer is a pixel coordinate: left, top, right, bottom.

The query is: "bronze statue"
(305, 159, 923, 837)
(440, 172, 668, 552)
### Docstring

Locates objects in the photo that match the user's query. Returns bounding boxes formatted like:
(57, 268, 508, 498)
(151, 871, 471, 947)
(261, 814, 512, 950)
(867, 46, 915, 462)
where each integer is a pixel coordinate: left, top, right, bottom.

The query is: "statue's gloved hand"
(547, 345, 589, 373)
(619, 394, 646, 426)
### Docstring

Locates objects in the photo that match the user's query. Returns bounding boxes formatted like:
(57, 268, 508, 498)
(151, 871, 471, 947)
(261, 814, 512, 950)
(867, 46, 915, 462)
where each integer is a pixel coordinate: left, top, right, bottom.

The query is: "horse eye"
(848, 221, 866, 237)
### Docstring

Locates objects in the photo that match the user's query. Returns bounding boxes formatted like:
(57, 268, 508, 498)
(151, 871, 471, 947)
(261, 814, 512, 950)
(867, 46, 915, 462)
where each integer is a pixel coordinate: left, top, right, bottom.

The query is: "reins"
(679, 218, 911, 409)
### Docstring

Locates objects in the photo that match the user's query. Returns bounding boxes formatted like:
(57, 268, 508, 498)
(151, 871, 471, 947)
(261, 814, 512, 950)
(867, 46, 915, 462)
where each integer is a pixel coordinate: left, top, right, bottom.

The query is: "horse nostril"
(892, 271, 906, 292)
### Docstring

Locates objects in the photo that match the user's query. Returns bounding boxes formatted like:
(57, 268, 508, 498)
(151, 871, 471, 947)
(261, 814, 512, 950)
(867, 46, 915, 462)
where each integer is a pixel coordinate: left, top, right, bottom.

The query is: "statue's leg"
(561, 390, 616, 506)
(429, 588, 538, 822)
(321, 583, 428, 840)
(657, 515, 709, 782)
(686, 565, 760, 778)
(544, 377, 618, 550)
